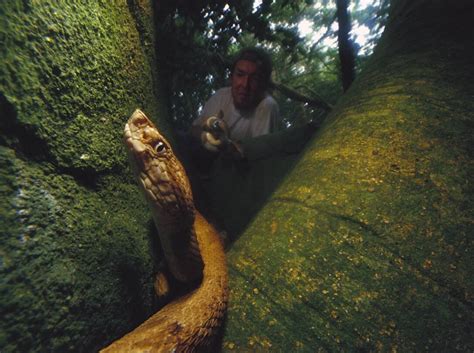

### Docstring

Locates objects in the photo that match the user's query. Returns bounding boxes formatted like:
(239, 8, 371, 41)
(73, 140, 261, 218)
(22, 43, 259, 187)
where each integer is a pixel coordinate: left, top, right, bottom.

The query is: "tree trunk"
(336, 0, 356, 91)
(222, 0, 473, 351)
(0, 2, 169, 352)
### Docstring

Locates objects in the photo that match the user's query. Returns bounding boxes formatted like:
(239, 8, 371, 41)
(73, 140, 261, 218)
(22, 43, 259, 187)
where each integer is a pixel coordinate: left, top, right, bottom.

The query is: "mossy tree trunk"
(0, 1, 171, 352)
(223, 0, 473, 351)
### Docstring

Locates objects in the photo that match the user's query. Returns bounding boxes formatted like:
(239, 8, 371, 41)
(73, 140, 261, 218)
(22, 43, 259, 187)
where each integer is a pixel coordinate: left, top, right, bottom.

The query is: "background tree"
(336, 0, 356, 90)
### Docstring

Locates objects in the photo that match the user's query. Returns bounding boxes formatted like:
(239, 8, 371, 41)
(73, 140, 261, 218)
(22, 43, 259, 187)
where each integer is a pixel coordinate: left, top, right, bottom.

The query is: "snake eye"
(154, 141, 166, 154)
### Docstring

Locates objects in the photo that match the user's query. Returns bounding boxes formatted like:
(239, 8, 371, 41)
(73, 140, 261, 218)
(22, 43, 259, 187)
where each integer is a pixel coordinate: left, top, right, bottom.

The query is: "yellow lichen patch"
(271, 220, 278, 235)
(313, 191, 327, 201)
(392, 223, 415, 240)
(224, 341, 236, 350)
(247, 336, 273, 349)
(332, 228, 364, 247)
(296, 186, 313, 197)
(422, 259, 433, 270)
(281, 258, 321, 297)
(418, 140, 433, 150)
(268, 318, 278, 326)
(295, 340, 305, 349)
(379, 320, 398, 337)
(235, 256, 258, 272)
(352, 290, 380, 307)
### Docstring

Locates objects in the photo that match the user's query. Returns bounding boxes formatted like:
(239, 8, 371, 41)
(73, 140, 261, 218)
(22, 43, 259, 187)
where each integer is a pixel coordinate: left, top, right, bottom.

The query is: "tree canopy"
(154, 0, 389, 130)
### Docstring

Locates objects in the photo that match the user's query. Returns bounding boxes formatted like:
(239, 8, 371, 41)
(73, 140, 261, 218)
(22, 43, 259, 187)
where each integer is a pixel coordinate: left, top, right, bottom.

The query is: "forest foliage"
(154, 0, 389, 131)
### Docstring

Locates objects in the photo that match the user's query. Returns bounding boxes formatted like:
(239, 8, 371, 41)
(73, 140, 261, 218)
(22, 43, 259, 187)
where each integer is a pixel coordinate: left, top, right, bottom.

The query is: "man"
(191, 47, 280, 158)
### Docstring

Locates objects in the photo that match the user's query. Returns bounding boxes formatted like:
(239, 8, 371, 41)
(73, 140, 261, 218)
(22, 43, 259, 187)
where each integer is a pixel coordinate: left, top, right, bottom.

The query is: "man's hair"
(230, 47, 273, 86)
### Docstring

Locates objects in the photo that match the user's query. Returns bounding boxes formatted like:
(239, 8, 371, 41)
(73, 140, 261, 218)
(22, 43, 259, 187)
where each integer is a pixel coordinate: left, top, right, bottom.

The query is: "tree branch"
(270, 81, 333, 112)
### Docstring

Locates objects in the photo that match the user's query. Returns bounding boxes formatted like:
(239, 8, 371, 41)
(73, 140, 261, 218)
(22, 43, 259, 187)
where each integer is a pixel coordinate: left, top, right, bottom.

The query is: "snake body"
(101, 109, 228, 352)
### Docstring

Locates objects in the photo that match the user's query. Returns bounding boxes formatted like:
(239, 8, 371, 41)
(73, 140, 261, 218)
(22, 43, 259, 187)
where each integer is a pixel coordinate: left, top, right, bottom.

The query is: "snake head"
(124, 109, 195, 228)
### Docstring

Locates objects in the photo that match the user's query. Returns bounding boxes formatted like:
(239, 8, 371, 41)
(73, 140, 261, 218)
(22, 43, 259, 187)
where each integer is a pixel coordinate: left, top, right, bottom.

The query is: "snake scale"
(101, 109, 228, 352)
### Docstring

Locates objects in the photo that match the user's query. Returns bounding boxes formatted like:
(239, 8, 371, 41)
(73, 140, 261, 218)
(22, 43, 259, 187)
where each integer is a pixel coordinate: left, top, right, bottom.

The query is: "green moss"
(0, 1, 162, 172)
(0, 1, 168, 352)
(0, 149, 159, 352)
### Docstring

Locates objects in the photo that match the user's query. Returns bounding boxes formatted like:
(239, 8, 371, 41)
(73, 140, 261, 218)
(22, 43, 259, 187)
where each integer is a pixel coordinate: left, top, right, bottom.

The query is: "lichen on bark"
(221, 0, 473, 351)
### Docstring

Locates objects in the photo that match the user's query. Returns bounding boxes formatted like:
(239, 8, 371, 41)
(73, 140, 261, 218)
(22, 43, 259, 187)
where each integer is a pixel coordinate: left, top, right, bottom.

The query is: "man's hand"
(200, 113, 229, 153)
(203, 115, 228, 137)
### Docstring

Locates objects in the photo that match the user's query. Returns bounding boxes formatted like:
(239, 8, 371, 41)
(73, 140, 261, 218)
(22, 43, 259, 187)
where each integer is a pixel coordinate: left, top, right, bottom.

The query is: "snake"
(101, 109, 228, 352)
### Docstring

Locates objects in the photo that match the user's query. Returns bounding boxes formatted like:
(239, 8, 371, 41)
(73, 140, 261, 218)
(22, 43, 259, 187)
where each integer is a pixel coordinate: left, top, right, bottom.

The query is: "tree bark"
(336, 0, 356, 91)
(0, 2, 169, 352)
(221, 0, 474, 351)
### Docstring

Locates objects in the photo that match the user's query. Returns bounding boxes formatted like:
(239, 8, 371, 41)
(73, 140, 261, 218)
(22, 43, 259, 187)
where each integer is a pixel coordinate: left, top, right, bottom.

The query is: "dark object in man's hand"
(200, 111, 229, 153)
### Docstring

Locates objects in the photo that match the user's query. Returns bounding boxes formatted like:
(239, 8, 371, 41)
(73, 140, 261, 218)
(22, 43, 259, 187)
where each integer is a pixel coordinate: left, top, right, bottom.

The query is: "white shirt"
(193, 87, 280, 141)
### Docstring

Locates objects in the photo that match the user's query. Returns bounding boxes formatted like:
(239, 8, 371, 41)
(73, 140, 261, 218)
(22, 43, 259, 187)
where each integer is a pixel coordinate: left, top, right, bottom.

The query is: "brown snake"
(101, 109, 228, 352)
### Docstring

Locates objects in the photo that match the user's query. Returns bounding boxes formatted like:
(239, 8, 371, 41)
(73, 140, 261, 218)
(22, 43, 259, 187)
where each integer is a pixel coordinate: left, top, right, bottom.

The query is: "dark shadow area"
(146, 218, 202, 308)
(178, 122, 321, 244)
(0, 92, 50, 161)
(0, 92, 108, 190)
(58, 165, 106, 190)
(208, 311, 228, 353)
(117, 261, 149, 326)
(126, 0, 150, 53)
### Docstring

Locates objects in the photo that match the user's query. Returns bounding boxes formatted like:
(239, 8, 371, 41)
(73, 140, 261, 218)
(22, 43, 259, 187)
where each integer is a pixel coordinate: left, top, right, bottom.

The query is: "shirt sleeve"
(251, 95, 280, 137)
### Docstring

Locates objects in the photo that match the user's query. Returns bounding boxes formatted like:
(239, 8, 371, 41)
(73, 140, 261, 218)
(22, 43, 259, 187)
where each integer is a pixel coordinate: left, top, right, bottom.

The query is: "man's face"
(231, 60, 265, 110)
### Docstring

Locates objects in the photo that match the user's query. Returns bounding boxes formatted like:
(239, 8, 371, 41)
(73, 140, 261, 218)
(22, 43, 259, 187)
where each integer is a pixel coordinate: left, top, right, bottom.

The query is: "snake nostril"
(142, 126, 156, 141)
